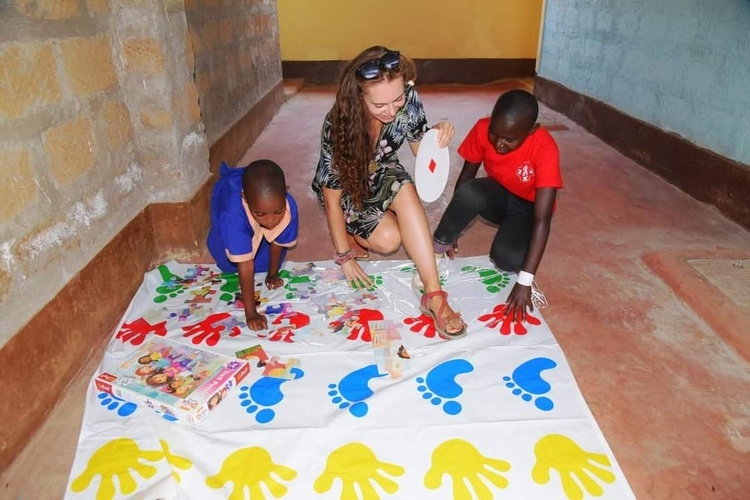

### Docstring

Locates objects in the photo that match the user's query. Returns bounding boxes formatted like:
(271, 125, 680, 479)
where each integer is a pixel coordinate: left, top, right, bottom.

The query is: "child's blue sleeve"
(220, 204, 254, 261)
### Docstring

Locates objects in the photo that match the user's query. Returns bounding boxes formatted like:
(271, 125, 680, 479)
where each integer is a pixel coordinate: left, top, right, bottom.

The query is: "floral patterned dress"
(312, 84, 429, 239)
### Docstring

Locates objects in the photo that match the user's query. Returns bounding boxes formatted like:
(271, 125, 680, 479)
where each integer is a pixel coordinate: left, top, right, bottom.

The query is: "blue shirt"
(208, 162, 298, 264)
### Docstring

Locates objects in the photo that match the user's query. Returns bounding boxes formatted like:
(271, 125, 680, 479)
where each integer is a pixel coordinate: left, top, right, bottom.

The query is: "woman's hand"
(432, 121, 455, 148)
(340, 259, 373, 289)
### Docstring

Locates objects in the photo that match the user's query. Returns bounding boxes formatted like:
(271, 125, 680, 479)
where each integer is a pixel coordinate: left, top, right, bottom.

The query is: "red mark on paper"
(428, 159, 437, 173)
(404, 314, 439, 339)
(329, 308, 384, 342)
(182, 312, 240, 347)
(478, 304, 541, 335)
(116, 317, 167, 346)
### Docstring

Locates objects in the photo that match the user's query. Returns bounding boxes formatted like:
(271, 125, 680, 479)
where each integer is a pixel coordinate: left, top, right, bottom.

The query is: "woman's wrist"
(334, 249, 354, 265)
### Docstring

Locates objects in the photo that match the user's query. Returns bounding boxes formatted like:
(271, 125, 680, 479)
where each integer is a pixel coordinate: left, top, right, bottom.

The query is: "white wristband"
(517, 270, 534, 287)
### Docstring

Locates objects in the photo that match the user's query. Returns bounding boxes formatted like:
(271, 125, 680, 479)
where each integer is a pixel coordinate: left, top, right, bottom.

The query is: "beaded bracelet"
(334, 250, 354, 266)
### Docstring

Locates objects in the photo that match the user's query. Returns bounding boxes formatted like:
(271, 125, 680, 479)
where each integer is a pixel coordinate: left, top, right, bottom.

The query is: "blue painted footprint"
(503, 357, 557, 411)
(96, 392, 137, 417)
(98, 391, 177, 421)
(416, 359, 474, 415)
(328, 364, 387, 417)
(239, 367, 305, 424)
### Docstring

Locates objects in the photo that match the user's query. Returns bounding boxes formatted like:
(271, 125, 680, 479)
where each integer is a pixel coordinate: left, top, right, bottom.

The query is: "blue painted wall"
(538, 0, 750, 166)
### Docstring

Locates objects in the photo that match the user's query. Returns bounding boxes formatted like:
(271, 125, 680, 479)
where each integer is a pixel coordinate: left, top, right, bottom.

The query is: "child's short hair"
(242, 159, 286, 201)
(491, 90, 539, 130)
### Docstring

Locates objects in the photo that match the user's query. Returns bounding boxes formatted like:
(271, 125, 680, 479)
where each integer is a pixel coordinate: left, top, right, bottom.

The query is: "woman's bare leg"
(388, 184, 463, 333)
(355, 212, 402, 254)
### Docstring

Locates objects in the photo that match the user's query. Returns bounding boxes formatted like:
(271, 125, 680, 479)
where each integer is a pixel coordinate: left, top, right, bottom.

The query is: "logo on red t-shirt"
(516, 162, 535, 183)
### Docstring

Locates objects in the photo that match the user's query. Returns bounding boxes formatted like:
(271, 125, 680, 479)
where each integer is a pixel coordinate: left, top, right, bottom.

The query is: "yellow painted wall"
(278, 0, 544, 60)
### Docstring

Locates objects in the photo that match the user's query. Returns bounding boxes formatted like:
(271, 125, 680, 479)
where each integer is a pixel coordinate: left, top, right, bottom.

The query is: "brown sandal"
(350, 245, 369, 261)
(346, 233, 370, 261)
(419, 291, 466, 340)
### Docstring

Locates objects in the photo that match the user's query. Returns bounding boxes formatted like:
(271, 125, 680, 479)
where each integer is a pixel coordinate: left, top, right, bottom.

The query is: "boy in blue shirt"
(207, 159, 299, 330)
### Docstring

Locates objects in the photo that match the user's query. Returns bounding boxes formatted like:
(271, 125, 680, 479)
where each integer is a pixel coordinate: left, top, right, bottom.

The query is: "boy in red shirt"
(433, 90, 562, 321)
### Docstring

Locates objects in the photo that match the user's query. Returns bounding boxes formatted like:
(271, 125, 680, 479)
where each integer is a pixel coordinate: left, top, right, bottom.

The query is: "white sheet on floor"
(66, 256, 635, 500)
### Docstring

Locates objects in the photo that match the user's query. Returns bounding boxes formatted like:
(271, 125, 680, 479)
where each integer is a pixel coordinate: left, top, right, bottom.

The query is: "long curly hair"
(330, 46, 417, 209)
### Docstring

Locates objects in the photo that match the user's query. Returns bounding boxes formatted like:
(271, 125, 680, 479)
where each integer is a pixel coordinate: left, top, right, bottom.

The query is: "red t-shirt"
(457, 118, 563, 202)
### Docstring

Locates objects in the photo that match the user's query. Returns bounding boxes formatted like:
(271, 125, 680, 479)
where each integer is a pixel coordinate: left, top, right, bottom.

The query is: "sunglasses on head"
(356, 51, 401, 80)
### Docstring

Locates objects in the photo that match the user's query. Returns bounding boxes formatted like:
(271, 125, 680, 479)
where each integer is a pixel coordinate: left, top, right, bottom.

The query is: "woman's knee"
(368, 218, 402, 254)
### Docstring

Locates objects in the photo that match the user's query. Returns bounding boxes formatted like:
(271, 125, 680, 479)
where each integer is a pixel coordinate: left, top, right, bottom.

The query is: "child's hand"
(432, 121, 455, 148)
(245, 310, 268, 331)
(504, 283, 533, 323)
(446, 241, 459, 260)
(265, 273, 284, 290)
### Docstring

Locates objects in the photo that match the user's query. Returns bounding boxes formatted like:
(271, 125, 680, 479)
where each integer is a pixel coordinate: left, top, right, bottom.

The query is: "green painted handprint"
(399, 264, 416, 274)
(154, 265, 185, 303)
(461, 265, 511, 293)
(400, 265, 447, 294)
(70, 438, 164, 499)
(217, 272, 240, 302)
(278, 269, 316, 299)
(352, 274, 384, 292)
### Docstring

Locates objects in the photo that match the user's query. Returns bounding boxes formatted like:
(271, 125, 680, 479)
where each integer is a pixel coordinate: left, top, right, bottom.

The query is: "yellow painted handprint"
(206, 446, 297, 499)
(70, 438, 164, 499)
(532, 434, 616, 500)
(159, 439, 193, 483)
(314, 442, 404, 499)
(424, 439, 510, 499)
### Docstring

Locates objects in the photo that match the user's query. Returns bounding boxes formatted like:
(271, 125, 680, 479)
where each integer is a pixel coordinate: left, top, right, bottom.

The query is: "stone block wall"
(1, 0, 285, 470)
(185, 0, 283, 147)
(0, 0, 209, 347)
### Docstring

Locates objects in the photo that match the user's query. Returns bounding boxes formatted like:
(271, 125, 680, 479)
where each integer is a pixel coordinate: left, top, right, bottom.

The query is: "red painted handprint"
(478, 304, 541, 335)
(329, 308, 383, 342)
(403, 314, 438, 339)
(259, 327, 295, 343)
(182, 312, 240, 347)
(261, 311, 311, 343)
(116, 318, 167, 346)
(273, 311, 310, 330)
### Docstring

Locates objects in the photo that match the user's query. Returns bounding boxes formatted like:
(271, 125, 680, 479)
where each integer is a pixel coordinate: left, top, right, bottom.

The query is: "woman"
(312, 46, 466, 339)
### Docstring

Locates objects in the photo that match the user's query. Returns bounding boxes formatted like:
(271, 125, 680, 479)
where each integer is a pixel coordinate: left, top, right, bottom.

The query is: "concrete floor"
(4, 80, 750, 499)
